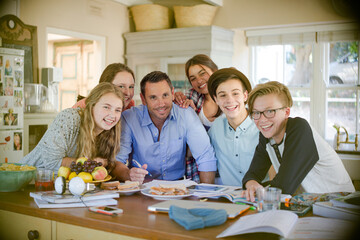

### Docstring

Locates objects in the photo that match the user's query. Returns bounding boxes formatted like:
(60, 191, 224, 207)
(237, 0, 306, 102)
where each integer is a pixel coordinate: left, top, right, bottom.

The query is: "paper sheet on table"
(288, 217, 356, 239)
(143, 179, 197, 189)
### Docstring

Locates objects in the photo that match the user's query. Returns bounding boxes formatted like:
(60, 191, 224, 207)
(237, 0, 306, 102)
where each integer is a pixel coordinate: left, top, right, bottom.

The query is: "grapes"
(70, 159, 103, 174)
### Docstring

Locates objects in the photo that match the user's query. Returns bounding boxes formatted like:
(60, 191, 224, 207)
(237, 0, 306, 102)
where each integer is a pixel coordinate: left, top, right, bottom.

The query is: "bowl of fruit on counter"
(57, 157, 111, 184)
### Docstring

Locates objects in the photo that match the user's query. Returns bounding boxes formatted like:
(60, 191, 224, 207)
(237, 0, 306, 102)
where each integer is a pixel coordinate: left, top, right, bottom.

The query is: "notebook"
(148, 199, 250, 218)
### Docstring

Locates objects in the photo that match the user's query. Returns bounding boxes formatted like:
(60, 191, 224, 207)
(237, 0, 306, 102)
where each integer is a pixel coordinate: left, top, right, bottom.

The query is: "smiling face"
(214, 79, 248, 129)
(92, 92, 123, 135)
(252, 93, 290, 143)
(140, 80, 174, 128)
(111, 71, 135, 109)
(188, 65, 214, 95)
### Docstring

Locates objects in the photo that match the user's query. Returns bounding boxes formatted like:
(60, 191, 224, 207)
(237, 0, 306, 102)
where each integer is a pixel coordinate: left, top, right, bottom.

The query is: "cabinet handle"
(28, 230, 39, 240)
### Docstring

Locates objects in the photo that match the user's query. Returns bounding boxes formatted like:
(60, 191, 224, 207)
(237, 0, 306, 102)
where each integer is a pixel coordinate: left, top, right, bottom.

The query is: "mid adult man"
(114, 71, 217, 183)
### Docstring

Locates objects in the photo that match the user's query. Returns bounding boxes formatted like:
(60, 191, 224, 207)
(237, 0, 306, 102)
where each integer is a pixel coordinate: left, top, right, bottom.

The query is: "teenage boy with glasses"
(242, 81, 354, 202)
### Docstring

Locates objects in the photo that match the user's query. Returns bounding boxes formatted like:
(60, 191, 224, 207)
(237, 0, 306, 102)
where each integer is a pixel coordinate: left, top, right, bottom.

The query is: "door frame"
(45, 27, 106, 80)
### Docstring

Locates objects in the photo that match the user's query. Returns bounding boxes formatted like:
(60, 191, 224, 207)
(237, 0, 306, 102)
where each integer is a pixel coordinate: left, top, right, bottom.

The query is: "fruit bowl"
(66, 174, 112, 184)
(90, 174, 112, 184)
(0, 163, 36, 192)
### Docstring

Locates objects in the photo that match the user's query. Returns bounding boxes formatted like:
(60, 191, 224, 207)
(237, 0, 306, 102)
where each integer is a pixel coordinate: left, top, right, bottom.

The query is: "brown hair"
(185, 54, 218, 83)
(76, 82, 124, 173)
(248, 81, 293, 114)
(207, 68, 252, 118)
(140, 71, 173, 96)
(99, 63, 135, 83)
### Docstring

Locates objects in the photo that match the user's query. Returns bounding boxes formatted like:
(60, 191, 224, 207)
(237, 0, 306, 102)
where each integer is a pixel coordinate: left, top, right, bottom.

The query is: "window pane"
(285, 45, 312, 87)
(254, 44, 312, 87)
(326, 89, 357, 140)
(329, 41, 359, 85)
(254, 45, 283, 84)
(289, 89, 310, 122)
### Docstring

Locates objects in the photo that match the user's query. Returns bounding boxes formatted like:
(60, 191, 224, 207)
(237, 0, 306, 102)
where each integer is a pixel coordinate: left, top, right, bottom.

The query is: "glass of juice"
(35, 168, 54, 191)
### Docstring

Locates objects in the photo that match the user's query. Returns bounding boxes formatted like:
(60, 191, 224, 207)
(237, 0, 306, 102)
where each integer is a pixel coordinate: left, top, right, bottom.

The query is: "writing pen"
(132, 159, 153, 177)
(236, 202, 257, 210)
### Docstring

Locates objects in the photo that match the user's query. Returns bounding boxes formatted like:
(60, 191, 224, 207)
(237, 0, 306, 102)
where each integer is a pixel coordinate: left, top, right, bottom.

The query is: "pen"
(132, 159, 153, 177)
(235, 202, 257, 210)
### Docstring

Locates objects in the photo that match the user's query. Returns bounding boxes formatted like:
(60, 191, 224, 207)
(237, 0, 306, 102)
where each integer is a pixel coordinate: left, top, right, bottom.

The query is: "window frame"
(247, 23, 359, 141)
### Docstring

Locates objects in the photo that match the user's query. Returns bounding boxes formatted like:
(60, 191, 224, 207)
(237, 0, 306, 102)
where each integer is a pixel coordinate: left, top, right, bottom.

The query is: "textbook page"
(217, 210, 298, 238)
(288, 217, 356, 239)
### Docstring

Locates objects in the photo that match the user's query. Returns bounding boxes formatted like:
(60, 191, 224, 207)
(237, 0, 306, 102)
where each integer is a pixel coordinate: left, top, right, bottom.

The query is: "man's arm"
(184, 108, 217, 183)
(199, 171, 215, 184)
(116, 115, 134, 164)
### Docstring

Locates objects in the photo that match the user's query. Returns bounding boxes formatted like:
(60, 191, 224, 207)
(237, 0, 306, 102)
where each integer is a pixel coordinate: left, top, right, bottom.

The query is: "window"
(252, 44, 312, 122)
(247, 24, 359, 144)
(325, 41, 359, 141)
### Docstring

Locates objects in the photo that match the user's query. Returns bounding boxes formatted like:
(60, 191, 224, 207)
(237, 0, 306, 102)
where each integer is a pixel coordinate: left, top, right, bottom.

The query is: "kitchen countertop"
(0, 185, 280, 240)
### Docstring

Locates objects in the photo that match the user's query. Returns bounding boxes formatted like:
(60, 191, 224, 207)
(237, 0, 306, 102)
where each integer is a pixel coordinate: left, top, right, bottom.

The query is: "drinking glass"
(35, 168, 54, 191)
(256, 187, 282, 212)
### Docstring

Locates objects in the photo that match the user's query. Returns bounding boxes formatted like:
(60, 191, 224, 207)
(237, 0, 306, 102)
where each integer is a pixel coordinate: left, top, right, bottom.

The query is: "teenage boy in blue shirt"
(207, 68, 259, 186)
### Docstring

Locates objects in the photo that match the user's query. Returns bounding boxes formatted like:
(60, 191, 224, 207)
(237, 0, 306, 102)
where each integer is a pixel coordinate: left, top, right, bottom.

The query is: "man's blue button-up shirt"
(116, 104, 217, 180)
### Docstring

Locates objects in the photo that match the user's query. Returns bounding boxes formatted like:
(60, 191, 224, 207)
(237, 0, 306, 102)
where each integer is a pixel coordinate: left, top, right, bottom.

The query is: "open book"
(217, 210, 356, 239)
(30, 190, 119, 204)
(193, 188, 291, 206)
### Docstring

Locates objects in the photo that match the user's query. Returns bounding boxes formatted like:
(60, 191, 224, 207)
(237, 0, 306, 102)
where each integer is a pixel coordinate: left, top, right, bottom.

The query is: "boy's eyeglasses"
(251, 107, 286, 120)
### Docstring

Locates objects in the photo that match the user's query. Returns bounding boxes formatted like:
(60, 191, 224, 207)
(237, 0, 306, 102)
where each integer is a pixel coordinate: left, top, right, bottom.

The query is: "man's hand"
(241, 180, 263, 202)
(129, 163, 149, 183)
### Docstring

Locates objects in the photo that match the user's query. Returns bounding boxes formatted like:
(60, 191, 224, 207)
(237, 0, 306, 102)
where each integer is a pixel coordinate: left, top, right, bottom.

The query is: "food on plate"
(150, 184, 188, 195)
(91, 166, 108, 180)
(118, 180, 140, 191)
(61, 158, 108, 182)
(101, 180, 140, 191)
(57, 166, 71, 179)
(75, 157, 88, 165)
(77, 172, 93, 183)
(68, 172, 77, 180)
(101, 181, 120, 190)
(0, 163, 36, 171)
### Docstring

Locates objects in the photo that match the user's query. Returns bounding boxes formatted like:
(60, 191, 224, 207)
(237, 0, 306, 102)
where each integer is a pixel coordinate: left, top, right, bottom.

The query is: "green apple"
(57, 166, 71, 179)
(76, 157, 88, 165)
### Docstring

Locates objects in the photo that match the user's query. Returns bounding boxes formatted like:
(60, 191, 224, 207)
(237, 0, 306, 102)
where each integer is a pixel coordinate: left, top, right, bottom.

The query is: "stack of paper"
(30, 190, 119, 208)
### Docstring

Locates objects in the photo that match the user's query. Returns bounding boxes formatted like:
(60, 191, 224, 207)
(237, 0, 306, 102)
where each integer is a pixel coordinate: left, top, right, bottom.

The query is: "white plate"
(116, 183, 144, 195)
(141, 188, 193, 200)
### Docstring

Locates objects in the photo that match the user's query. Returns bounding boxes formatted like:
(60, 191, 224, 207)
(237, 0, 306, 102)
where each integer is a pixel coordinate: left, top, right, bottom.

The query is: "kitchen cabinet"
(124, 25, 234, 104)
(0, 210, 52, 240)
(0, 209, 141, 240)
(56, 222, 140, 240)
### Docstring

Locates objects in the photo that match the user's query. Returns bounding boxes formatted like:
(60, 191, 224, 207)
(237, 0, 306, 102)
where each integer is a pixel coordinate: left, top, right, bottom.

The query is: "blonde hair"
(76, 82, 124, 173)
(248, 81, 293, 114)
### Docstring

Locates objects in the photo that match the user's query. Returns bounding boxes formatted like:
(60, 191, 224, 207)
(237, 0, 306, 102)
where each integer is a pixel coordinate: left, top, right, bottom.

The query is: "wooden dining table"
(0, 185, 291, 240)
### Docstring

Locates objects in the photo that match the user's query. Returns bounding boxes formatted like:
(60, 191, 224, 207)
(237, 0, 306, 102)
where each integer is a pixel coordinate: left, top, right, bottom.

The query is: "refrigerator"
(0, 47, 25, 163)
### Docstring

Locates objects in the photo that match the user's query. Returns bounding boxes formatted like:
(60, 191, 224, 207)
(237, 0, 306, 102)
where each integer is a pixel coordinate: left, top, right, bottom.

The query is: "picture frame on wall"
(0, 14, 39, 84)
